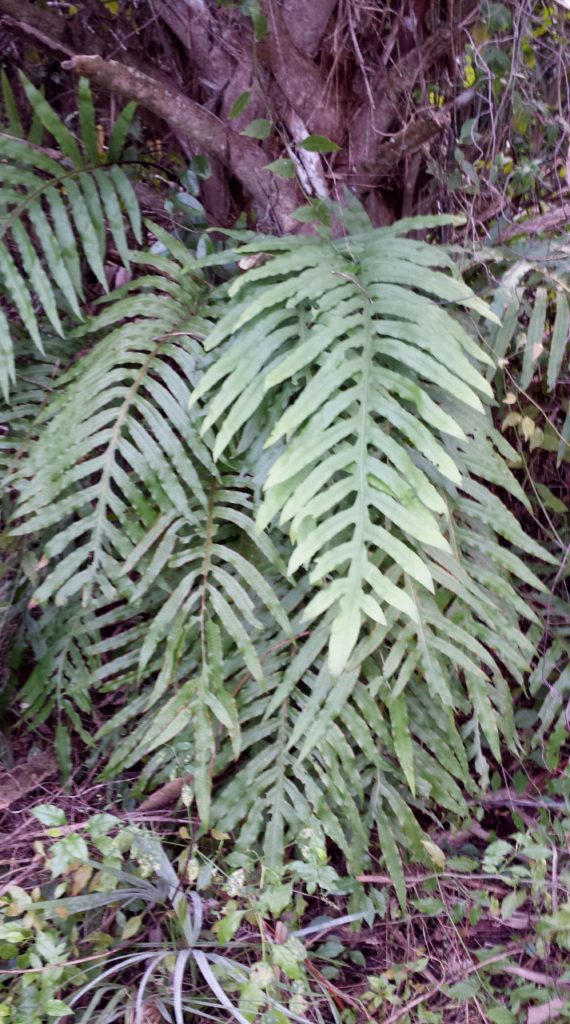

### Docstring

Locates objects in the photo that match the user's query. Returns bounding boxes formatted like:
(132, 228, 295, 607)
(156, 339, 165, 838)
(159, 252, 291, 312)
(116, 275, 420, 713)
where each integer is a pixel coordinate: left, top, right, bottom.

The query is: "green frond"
(194, 230, 523, 674)
(13, 262, 211, 607)
(481, 237, 569, 394)
(0, 75, 141, 396)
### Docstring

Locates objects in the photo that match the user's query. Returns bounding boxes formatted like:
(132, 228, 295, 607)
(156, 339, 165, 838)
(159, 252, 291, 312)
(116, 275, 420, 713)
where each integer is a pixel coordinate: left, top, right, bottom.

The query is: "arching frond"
(5, 213, 554, 899)
(192, 229, 524, 675)
(0, 74, 140, 396)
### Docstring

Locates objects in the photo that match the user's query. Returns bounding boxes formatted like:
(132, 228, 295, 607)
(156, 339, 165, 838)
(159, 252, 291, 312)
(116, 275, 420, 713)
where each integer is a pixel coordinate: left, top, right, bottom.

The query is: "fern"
(471, 234, 570, 465)
(10, 246, 293, 823)
(191, 226, 535, 674)
(4, 209, 555, 895)
(0, 73, 140, 397)
(482, 237, 569, 390)
(527, 593, 570, 770)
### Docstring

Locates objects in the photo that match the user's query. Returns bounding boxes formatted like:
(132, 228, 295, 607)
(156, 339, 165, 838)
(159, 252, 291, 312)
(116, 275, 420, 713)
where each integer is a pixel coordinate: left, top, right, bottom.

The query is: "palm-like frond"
(12, 258, 210, 605)
(0, 73, 140, 396)
(12, 249, 294, 822)
(482, 236, 569, 393)
(192, 227, 517, 674)
(471, 234, 569, 465)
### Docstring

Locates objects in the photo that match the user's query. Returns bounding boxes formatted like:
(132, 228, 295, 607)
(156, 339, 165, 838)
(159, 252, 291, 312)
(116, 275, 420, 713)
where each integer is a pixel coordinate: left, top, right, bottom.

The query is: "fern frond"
(479, 237, 569, 395)
(192, 230, 503, 673)
(12, 258, 210, 606)
(5, 214, 556, 902)
(0, 74, 140, 396)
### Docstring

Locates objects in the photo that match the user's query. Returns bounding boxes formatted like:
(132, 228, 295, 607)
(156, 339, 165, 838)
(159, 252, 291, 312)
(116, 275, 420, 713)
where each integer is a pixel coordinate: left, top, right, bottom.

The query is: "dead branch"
(0, 0, 65, 43)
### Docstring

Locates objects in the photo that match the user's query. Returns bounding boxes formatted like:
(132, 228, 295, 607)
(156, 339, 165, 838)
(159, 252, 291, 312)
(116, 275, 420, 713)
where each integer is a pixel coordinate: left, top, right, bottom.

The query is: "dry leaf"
(71, 863, 93, 896)
(238, 252, 269, 270)
(527, 997, 568, 1024)
(521, 416, 536, 440)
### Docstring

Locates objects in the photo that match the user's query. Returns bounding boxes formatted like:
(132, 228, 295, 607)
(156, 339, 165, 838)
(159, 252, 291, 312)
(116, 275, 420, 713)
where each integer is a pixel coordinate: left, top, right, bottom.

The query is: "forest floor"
(1, 730, 569, 1024)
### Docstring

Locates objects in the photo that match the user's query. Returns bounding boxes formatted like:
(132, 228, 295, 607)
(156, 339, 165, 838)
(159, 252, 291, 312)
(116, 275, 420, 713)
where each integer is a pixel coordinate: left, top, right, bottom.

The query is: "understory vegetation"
(0, 1, 568, 1021)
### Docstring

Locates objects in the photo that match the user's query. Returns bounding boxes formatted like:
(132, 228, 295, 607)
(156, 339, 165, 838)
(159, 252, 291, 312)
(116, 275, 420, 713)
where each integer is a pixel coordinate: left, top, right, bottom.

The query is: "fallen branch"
(0, 0, 67, 45)
(373, 109, 450, 178)
(493, 204, 570, 242)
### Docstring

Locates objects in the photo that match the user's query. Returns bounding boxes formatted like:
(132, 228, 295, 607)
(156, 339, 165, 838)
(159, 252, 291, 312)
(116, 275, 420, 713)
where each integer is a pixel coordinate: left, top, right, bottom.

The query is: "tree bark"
(281, 0, 337, 58)
(1, 0, 484, 229)
(257, 0, 342, 142)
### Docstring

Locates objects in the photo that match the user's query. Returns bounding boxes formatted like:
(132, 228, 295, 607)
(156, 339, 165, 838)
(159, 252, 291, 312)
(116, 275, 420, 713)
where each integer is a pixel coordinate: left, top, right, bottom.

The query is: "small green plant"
(2, 799, 570, 1022)
(1, 804, 358, 1024)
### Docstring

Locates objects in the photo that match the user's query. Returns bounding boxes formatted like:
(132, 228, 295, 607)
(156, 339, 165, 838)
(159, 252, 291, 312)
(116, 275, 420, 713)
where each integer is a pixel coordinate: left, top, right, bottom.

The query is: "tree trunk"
(0, 0, 480, 230)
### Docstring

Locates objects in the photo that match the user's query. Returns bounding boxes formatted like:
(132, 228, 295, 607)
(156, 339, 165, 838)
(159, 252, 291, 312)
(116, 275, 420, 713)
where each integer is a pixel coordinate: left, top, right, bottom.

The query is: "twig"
(471, 791, 570, 811)
(381, 944, 526, 1024)
(551, 844, 559, 914)
(304, 959, 371, 1018)
(502, 965, 570, 988)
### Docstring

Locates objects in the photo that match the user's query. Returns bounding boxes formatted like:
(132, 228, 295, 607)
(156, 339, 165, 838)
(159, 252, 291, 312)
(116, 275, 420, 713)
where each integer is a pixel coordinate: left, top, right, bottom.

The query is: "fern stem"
(199, 478, 217, 666)
(345, 290, 373, 616)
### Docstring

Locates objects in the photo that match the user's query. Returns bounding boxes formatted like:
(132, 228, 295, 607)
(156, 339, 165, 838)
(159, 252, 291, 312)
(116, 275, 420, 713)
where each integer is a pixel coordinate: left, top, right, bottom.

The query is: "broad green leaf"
(264, 158, 296, 179)
(375, 805, 406, 912)
(65, 176, 107, 288)
(31, 804, 67, 826)
(78, 76, 99, 164)
(299, 134, 341, 153)
(93, 167, 130, 266)
(110, 165, 142, 243)
(228, 91, 251, 119)
(241, 118, 272, 139)
(0, 241, 41, 347)
(548, 290, 569, 390)
(107, 100, 137, 162)
(218, 909, 245, 944)
(1, 70, 23, 137)
(45, 1000, 73, 1017)
(44, 185, 83, 295)
(12, 220, 63, 334)
(0, 317, 18, 400)
(20, 74, 83, 167)
(390, 693, 415, 794)
(520, 286, 546, 390)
